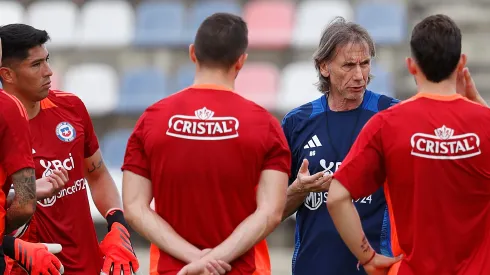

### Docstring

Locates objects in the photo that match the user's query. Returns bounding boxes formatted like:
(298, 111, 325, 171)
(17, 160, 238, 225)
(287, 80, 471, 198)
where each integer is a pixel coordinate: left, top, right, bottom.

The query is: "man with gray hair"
(281, 17, 399, 274)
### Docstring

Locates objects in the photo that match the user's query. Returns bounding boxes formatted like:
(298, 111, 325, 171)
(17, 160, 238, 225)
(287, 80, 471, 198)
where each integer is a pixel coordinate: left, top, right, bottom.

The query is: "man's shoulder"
(364, 90, 400, 113)
(0, 90, 28, 119)
(282, 96, 324, 129)
(46, 90, 86, 110)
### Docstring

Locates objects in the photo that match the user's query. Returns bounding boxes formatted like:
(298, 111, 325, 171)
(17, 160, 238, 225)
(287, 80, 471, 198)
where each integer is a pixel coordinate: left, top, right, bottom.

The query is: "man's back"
(381, 93, 490, 274)
(123, 84, 290, 274)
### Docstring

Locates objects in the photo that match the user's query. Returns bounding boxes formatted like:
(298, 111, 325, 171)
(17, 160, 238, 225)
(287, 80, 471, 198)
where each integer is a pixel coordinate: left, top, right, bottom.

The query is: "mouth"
(42, 81, 51, 88)
(350, 86, 364, 92)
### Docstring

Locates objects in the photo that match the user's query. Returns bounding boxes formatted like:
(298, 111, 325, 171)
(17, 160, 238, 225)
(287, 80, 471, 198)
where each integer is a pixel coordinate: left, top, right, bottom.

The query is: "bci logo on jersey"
(37, 153, 85, 207)
(56, 122, 76, 142)
(166, 107, 239, 140)
(411, 125, 481, 160)
(40, 153, 75, 178)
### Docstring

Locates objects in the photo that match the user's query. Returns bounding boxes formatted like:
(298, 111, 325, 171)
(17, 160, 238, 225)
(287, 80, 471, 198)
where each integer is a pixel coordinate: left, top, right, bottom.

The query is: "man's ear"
(234, 53, 247, 72)
(405, 57, 417, 76)
(319, 62, 330, 78)
(189, 44, 197, 64)
(0, 67, 15, 85)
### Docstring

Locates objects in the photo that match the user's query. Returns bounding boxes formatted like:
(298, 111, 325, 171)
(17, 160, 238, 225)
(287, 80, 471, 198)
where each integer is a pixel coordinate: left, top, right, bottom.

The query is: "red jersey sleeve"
(0, 93, 34, 177)
(121, 114, 150, 179)
(262, 115, 292, 177)
(74, 97, 100, 158)
(333, 113, 386, 199)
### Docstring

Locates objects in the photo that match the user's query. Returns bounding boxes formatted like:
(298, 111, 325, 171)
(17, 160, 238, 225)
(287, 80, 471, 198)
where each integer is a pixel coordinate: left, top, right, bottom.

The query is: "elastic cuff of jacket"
(3, 235, 16, 259)
(106, 209, 129, 232)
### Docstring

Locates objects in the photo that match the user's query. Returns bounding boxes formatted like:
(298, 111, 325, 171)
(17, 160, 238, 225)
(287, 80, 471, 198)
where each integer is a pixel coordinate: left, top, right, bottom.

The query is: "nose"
(352, 65, 363, 81)
(44, 63, 53, 77)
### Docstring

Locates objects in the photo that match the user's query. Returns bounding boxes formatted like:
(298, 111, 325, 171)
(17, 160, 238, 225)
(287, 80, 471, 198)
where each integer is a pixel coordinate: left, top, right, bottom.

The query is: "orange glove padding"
(99, 222, 139, 275)
(11, 239, 64, 275)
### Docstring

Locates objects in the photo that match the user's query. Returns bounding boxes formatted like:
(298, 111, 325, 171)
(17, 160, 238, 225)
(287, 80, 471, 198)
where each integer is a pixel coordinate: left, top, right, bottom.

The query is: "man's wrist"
(360, 250, 376, 266)
(3, 235, 16, 259)
(187, 250, 203, 263)
(288, 180, 306, 195)
(105, 209, 129, 231)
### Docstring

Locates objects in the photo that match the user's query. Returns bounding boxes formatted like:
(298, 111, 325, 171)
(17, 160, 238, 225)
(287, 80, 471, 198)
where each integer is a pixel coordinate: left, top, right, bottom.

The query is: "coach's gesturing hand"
(291, 159, 332, 193)
(282, 159, 333, 220)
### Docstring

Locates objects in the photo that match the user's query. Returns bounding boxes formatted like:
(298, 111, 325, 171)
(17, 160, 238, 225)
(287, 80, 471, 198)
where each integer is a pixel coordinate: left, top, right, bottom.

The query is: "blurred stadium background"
(1, 0, 490, 273)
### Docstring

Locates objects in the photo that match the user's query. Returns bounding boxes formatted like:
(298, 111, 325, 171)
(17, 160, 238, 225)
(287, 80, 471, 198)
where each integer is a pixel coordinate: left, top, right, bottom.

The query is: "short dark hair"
(194, 13, 248, 69)
(410, 14, 462, 83)
(0, 24, 50, 66)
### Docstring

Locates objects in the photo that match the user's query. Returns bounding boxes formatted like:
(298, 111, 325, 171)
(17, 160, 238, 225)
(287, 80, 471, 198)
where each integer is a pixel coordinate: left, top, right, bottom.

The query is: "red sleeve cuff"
(6, 161, 35, 179)
(85, 144, 100, 159)
(262, 163, 291, 178)
(121, 164, 150, 180)
(333, 172, 363, 200)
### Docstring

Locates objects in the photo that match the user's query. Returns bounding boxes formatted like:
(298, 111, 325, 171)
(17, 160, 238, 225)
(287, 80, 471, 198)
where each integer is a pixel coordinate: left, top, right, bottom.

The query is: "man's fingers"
(211, 260, 228, 274)
(49, 173, 64, 189)
(218, 260, 231, 272)
(52, 170, 68, 183)
(60, 168, 69, 180)
(112, 263, 122, 275)
(122, 264, 131, 275)
(43, 243, 62, 254)
(301, 171, 326, 184)
(50, 253, 64, 274)
(298, 159, 310, 175)
(47, 263, 61, 275)
(100, 259, 113, 275)
(176, 268, 187, 275)
(303, 173, 332, 187)
(464, 68, 475, 88)
(206, 262, 222, 274)
(378, 254, 404, 268)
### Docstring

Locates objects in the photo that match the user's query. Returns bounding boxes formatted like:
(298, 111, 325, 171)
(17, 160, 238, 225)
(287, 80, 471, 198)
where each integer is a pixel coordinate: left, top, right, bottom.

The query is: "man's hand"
(290, 159, 332, 194)
(11, 239, 64, 275)
(176, 257, 231, 275)
(36, 168, 68, 199)
(100, 222, 140, 275)
(362, 253, 403, 275)
(457, 67, 487, 106)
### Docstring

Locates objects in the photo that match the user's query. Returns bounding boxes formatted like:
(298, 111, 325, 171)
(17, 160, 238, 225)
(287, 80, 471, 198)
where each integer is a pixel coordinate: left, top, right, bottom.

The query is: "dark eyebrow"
(30, 53, 49, 65)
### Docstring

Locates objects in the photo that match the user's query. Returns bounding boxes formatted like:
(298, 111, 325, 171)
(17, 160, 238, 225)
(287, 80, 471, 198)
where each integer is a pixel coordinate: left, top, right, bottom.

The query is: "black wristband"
(106, 209, 129, 232)
(3, 235, 16, 259)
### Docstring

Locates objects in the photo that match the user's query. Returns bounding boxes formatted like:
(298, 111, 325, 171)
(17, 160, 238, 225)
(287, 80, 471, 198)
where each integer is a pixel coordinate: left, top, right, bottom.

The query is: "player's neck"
(3, 87, 40, 119)
(193, 69, 235, 91)
(416, 78, 457, 96)
(327, 90, 363, 111)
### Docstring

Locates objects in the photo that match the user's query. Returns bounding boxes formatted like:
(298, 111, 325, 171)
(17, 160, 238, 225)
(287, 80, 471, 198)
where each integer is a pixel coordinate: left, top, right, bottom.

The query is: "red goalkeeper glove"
(3, 236, 64, 275)
(100, 222, 139, 275)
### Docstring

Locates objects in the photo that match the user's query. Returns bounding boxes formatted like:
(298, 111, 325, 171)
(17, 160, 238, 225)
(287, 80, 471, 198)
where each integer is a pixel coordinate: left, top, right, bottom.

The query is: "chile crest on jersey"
(56, 122, 76, 142)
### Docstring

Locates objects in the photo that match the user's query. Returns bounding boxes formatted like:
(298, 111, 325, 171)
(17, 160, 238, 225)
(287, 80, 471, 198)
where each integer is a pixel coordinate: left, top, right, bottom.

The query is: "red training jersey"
(334, 93, 490, 275)
(122, 84, 291, 275)
(10, 90, 103, 275)
(0, 91, 34, 240)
